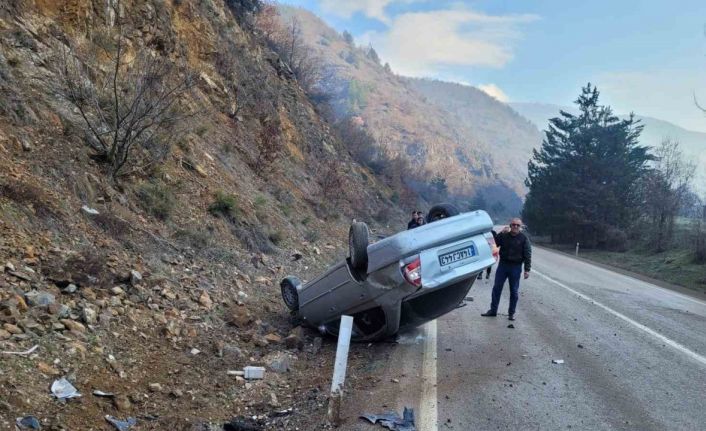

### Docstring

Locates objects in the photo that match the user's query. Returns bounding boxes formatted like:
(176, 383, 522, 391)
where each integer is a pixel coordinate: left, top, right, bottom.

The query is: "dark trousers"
(490, 262, 522, 315)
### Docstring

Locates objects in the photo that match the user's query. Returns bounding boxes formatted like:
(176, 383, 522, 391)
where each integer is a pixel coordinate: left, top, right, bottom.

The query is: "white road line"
(537, 247, 706, 307)
(419, 319, 438, 431)
(535, 270, 706, 367)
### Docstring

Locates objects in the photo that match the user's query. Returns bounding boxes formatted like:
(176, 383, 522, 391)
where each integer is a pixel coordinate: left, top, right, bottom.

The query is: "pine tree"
(523, 84, 651, 247)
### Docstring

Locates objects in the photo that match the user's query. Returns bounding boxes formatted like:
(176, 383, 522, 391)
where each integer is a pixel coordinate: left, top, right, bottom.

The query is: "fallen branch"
(1, 344, 39, 355)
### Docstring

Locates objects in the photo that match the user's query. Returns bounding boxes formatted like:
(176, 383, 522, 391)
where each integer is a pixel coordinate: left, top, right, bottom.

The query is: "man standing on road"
(481, 218, 532, 321)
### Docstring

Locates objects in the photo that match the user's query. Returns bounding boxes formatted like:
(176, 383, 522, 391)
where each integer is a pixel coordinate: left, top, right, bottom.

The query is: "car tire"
(280, 276, 301, 311)
(426, 203, 460, 223)
(349, 221, 369, 272)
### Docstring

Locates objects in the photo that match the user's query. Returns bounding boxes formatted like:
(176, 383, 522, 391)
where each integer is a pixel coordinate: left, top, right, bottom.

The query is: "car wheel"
(280, 276, 301, 311)
(349, 221, 369, 272)
(426, 203, 460, 223)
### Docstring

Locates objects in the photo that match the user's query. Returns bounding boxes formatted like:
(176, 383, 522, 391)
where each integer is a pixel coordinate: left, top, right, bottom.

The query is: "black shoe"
(508, 315, 515, 321)
(481, 310, 497, 317)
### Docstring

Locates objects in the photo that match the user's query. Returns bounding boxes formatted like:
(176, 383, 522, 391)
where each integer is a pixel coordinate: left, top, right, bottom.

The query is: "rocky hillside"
(278, 5, 535, 207)
(0, 1, 403, 429)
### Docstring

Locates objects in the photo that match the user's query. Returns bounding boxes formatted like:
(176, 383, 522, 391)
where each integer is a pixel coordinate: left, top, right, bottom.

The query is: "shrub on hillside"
(208, 191, 239, 219)
(137, 182, 175, 220)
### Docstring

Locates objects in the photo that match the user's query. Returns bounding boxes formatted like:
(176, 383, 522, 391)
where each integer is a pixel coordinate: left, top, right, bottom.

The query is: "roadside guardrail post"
(575, 242, 580, 256)
(327, 315, 354, 426)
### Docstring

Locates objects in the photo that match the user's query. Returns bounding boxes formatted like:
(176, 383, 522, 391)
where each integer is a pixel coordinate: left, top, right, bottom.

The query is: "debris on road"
(15, 416, 41, 430)
(464, 296, 474, 302)
(361, 407, 416, 431)
(105, 415, 137, 431)
(93, 390, 115, 397)
(552, 359, 565, 364)
(577, 344, 584, 349)
(507, 324, 515, 329)
(227, 366, 265, 380)
(51, 377, 81, 399)
(455, 302, 468, 309)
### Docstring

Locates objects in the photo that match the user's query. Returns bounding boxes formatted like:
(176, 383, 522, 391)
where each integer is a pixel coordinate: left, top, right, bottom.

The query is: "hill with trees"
(273, 5, 543, 216)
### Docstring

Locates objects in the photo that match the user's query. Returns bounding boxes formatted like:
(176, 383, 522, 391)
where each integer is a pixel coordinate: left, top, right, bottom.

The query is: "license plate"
(439, 245, 476, 266)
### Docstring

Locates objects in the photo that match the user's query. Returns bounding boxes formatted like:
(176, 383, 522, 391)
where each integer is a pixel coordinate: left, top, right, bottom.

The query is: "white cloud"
(478, 83, 510, 102)
(358, 8, 538, 77)
(319, 0, 423, 24)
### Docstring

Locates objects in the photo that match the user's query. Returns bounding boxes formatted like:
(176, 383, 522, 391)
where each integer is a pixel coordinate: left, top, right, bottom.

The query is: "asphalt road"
(345, 246, 706, 431)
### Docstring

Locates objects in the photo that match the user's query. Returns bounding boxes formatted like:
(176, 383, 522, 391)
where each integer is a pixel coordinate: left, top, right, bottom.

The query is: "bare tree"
(256, 12, 322, 94)
(59, 0, 195, 181)
(642, 139, 696, 251)
(253, 114, 285, 176)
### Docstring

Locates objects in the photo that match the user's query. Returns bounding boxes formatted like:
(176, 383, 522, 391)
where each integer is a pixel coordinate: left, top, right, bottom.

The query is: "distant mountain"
(511, 103, 706, 191)
(279, 5, 537, 213)
(405, 79, 543, 197)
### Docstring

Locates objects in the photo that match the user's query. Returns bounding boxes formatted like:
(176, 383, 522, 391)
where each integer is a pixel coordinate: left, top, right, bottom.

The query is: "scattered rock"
(60, 319, 86, 333)
(148, 383, 163, 392)
(310, 337, 323, 354)
(0, 329, 11, 339)
(198, 291, 212, 309)
(63, 283, 78, 294)
(264, 333, 282, 344)
(129, 270, 142, 286)
(113, 395, 132, 412)
(4, 262, 15, 272)
(24, 291, 56, 307)
(51, 304, 72, 319)
(111, 287, 126, 296)
(225, 305, 252, 328)
(284, 326, 305, 350)
(82, 307, 97, 325)
(265, 352, 291, 373)
(37, 361, 61, 376)
(3, 323, 23, 334)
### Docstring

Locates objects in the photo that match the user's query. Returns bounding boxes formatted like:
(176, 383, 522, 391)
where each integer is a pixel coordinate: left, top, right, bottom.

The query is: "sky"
(280, 0, 706, 132)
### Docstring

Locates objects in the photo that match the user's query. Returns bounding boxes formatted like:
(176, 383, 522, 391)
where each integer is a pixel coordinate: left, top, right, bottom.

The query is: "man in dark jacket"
(482, 218, 532, 321)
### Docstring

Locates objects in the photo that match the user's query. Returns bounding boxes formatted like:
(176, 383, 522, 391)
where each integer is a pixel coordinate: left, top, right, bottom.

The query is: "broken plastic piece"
(51, 377, 81, 399)
(16, 416, 41, 430)
(361, 407, 416, 431)
(93, 390, 115, 397)
(552, 359, 564, 364)
(81, 205, 100, 215)
(105, 415, 137, 431)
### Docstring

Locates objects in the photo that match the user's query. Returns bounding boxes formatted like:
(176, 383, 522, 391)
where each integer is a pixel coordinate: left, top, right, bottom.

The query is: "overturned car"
(280, 205, 496, 341)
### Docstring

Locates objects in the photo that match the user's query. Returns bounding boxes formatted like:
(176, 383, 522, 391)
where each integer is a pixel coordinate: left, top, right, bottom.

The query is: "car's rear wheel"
(426, 203, 460, 223)
(280, 276, 301, 311)
(349, 221, 369, 272)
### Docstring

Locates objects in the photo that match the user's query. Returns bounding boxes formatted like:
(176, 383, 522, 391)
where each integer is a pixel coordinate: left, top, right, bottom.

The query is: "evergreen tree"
(523, 84, 651, 247)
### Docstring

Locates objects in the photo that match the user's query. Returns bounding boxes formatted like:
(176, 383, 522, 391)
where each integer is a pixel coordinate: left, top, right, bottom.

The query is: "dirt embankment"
(0, 1, 404, 429)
